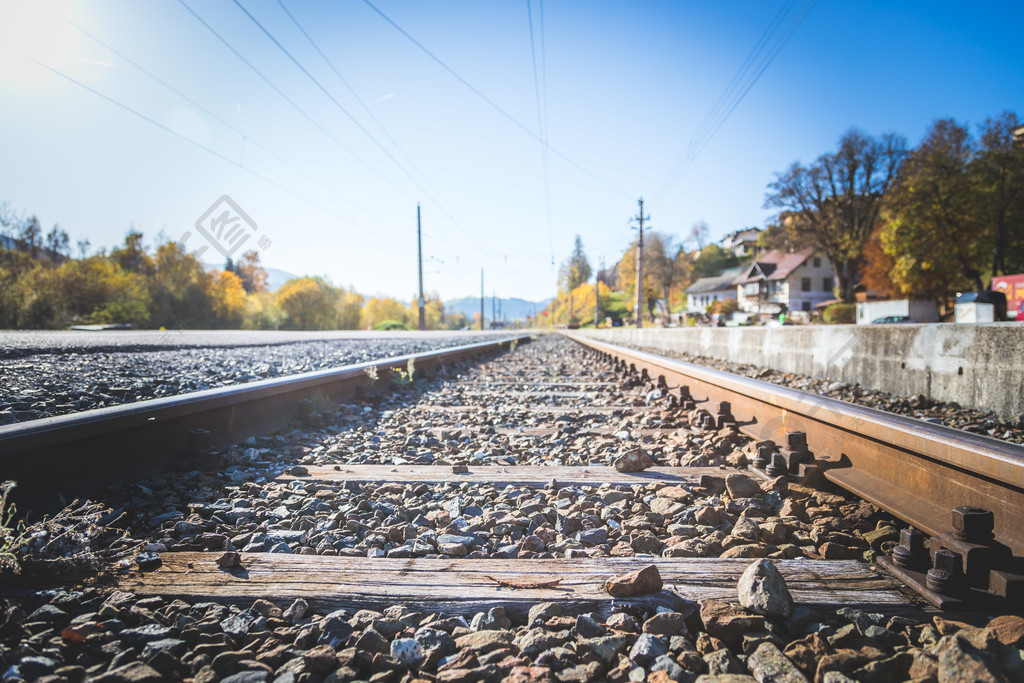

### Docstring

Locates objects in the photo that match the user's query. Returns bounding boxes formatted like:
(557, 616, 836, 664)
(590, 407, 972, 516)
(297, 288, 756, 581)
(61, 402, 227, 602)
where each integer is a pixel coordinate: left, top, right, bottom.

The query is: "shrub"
(822, 303, 856, 324)
(373, 320, 410, 331)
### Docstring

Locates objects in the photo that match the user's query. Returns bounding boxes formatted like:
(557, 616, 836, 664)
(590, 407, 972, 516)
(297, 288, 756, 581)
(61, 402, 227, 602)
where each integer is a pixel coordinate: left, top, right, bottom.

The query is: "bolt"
(926, 549, 963, 595)
(678, 385, 693, 402)
(891, 528, 928, 570)
(951, 506, 994, 543)
(786, 431, 808, 452)
(754, 441, 776, 469)
(765, 452, 789, 477)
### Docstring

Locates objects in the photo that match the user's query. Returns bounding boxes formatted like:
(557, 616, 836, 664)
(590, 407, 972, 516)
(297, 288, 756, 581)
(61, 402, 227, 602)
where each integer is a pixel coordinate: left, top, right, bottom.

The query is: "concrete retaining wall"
(574, 324, 1024, 421)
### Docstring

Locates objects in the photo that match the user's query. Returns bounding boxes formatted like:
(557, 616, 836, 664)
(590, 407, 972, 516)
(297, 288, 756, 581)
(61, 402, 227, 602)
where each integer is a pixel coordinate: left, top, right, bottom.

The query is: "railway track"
(1, 332, 1022, 682)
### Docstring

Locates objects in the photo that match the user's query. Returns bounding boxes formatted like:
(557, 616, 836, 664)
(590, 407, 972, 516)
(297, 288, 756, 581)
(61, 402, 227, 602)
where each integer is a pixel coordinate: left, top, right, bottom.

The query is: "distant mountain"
(264, 267, 298, 292)
(445, 296, 553, 322)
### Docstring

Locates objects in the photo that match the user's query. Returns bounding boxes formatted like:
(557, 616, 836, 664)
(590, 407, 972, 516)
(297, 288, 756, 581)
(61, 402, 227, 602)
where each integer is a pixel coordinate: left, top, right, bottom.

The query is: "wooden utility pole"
(480, 269, 485, 330)
(632, 198, 650, 328)
(417, 204, 425, 331)
(595, 258, 603, 328)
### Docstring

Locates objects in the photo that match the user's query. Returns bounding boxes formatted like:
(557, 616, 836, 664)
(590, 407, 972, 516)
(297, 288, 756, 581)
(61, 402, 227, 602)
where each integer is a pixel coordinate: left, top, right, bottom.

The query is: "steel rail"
(0, 334, 532, 503)
(566, 333, 1024, 558)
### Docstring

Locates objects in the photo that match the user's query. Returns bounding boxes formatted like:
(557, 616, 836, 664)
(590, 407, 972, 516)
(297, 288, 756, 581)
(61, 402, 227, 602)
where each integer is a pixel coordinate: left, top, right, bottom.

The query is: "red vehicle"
(992, 274, 1024, 321)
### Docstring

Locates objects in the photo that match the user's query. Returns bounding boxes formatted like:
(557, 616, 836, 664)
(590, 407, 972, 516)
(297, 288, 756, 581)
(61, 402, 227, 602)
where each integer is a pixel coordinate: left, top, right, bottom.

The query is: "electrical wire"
(651, 0, 818, 207)
(526, 0, 554, 267)
(65, 18, 380, 222)
(272, 0, 460, 226)
(231, 0, 467, 233)
(360, 0, 632, 200)
(14, 50, 359, 227)
(176, 0, 420, 205)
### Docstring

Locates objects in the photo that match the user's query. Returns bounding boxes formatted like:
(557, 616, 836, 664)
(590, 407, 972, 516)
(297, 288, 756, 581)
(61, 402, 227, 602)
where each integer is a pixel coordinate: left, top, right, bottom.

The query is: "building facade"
(733, 247, 835, 313)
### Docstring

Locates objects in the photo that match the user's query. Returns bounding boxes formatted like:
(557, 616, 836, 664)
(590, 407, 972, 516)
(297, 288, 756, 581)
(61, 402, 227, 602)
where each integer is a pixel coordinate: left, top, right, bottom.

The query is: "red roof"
(732, 247, 816, 285)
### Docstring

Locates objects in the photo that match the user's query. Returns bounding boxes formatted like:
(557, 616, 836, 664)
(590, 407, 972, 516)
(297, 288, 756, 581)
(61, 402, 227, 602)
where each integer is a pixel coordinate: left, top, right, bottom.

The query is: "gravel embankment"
(0, 333, 499, 425)
(3, 336, 1021, 683)
(630, 344, 1024, 446)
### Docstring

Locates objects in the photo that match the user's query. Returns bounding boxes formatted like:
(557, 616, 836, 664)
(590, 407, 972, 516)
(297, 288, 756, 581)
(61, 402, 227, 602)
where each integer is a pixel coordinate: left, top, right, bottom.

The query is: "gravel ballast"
(0, 332, 499, 425)
(2, 335, 1021, 683)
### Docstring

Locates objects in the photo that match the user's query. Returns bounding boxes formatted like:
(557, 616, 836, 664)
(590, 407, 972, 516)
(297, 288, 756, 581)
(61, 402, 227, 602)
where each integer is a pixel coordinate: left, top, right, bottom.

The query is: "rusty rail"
(0, 334, 532, 504)
(565, 333, 1024, 561)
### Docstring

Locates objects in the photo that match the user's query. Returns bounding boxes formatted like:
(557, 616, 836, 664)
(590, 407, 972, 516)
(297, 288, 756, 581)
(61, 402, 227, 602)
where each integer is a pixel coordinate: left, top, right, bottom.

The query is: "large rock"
(747, 642, 808, 683)
(737, 559, 793, 618)
(986, 614, 1024, 647)
(605, 564, 663, 597)
(454, 629, 515, 654)
(725, 474, 762, 499)
(613, 449, 655, 473)
(935, 634, 1008, 683)
(699, 599, 765, 648)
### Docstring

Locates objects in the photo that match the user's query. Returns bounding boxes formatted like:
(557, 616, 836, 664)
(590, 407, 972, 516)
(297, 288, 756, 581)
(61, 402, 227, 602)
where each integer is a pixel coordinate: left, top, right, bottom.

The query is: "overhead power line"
(66, 18, 375, 220)
(651, 0, 819, 207)
(361, 0, 632, 201)
(231, 0, 466, 232)
(176, 0, 420, 205)
(526, 0, 554, 266)
(15, 50, 358, 226)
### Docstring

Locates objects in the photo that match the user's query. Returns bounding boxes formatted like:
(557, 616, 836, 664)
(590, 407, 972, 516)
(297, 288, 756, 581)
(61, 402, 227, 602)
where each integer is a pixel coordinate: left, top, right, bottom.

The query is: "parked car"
(871, 315, 916, 324)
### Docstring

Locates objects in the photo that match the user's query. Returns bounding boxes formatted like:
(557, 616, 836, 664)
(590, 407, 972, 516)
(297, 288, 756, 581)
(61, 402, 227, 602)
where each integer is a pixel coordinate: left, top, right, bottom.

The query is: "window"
(823, 277, 833, 292)
(813, 257, 821, 268)
(801, 277, 811, 292)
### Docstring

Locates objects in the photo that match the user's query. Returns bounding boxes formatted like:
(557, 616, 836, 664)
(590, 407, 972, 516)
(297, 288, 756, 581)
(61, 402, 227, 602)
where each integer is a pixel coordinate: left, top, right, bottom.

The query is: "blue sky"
(1, 0, 1021, 302)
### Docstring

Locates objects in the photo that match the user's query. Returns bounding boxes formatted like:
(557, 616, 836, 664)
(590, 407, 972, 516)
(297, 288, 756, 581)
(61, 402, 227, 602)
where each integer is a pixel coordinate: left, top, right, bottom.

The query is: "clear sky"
(1, 0, 1021, 302)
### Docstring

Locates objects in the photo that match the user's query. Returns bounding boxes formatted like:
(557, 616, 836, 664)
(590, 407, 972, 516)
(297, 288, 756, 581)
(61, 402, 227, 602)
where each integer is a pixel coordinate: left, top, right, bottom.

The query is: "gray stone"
(528, 602, 562, 625)
(650, 653, 691, 682)
(704, 648, 744, 675)
(580, 635, 628, 665)
(628, 633, 668, 666)
(737, 559, 793, 618)
(935, 634, 1008, 683)
(746, 642, 808, 683)
(390, 637, 424, 667)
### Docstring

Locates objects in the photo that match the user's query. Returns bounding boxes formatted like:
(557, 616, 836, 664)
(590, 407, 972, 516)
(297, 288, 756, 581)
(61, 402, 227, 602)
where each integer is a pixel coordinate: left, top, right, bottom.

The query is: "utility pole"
(631, 198, 650, 328)
(595, 258, 604, 328)
(416, 204, 425, 331)
(480, 269, 485, 331)
(492, 290, 496, 325)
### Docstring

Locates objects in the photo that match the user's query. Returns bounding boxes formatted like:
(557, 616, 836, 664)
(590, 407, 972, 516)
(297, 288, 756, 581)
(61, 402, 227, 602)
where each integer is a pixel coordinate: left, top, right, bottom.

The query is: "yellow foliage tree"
(275, 277, 338, 330)
(361, 296, 409, 329)
(207, 269, 246, 328)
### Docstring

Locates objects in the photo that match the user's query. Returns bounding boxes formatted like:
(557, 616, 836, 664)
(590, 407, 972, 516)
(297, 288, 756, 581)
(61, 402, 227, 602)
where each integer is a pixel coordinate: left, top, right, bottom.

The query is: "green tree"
(765, 128, 907, 302)
(110, 231, 154, 276)
(973, 112, 1024, 277)
(558, 235, 592, 293)
(691, 243, 739, 280)
(881, 119, 984, 295)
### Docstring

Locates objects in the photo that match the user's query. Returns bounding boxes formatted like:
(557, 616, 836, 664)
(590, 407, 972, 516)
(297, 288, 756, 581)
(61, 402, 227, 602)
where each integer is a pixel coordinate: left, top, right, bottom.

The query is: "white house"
(733, 247, 835, 314)
(720, 228, 762, 258)
(684, 267, 742, 313)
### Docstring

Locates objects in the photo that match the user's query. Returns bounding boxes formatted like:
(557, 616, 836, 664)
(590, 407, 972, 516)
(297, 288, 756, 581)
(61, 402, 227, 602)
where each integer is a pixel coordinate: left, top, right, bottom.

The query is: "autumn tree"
(276, 277, 339, 330)
(360, 296, 409, 329)
(765, 128, 907, 302)
(647, 234, 690, 312)
(230, 249, 269, 294)
(617, 235, 661, 320)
